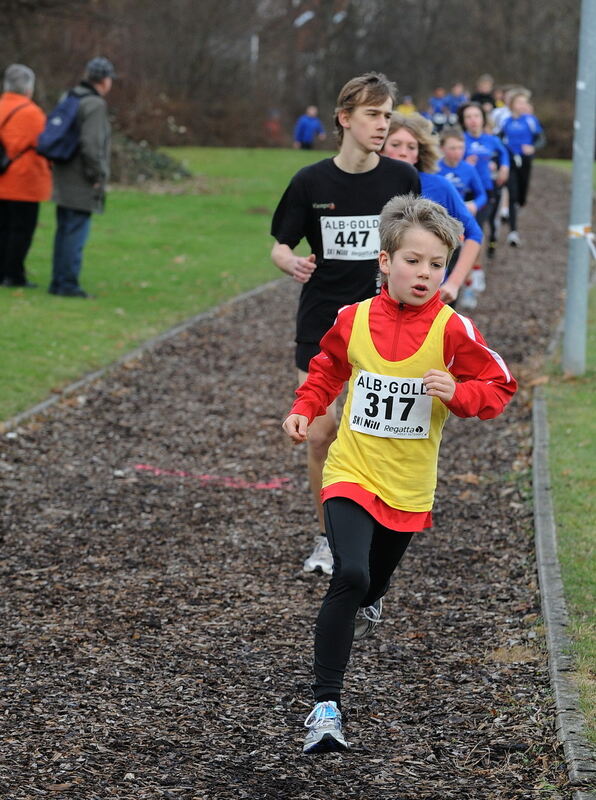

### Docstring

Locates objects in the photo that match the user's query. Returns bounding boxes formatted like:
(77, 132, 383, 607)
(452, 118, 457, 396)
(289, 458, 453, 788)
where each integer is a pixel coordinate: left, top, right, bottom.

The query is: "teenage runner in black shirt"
(271, 72, 420, 574)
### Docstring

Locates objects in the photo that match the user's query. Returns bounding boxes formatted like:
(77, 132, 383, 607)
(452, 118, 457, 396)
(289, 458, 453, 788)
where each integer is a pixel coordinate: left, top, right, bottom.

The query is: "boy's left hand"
(423, 369, 456, 403)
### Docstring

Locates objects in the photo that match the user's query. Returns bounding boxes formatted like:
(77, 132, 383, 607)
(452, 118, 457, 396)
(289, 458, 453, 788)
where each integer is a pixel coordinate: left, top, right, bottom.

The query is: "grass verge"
(537, 158, 596, 189)
(0, 147, 329, 421)
(545, 282, 596, 746)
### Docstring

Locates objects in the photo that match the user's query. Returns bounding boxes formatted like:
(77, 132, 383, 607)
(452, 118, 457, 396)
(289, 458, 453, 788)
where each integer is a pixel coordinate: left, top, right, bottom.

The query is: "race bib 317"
(349, 370, 432, 439)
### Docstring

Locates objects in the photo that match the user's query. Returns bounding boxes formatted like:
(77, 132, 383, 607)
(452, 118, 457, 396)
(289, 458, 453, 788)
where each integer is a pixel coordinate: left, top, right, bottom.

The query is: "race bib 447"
(321, 215, 380, 260)
(349, 370, 432, 439)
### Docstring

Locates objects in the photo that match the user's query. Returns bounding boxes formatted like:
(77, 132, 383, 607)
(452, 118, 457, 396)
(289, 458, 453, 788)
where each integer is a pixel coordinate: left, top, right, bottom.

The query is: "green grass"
(546, 284, 596, 745)
(0, 147, 330, 421)
(537, 158, 596, 189)
(539, 157, 596, 744)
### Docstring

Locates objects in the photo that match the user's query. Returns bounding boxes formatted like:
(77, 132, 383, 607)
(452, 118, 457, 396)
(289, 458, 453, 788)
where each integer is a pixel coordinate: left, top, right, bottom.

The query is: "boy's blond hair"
(507, 87, 531, 108)
(379, 194, 463, 280)
(334, 72, 397, 144)
(386, 112, 440, 173)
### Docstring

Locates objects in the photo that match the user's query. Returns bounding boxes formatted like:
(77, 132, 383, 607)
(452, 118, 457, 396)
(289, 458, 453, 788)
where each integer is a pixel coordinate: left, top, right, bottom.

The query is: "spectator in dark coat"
(49, 57, 114, 298)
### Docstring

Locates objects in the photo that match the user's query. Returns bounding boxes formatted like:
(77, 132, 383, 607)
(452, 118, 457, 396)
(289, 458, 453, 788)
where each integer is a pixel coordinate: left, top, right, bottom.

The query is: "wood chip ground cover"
(0, 168, 584, 798)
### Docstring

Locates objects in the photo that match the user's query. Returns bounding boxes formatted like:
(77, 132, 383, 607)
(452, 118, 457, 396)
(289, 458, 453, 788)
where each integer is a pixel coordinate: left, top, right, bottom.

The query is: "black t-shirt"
(271, 156, 420, 343)
(470, 91, 496, 110)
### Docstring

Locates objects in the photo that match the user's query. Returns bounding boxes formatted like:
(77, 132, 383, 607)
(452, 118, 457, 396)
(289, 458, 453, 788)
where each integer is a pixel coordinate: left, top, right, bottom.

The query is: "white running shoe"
(303, 535, 333, 575)
(353, 598, 383, 641)
(459, 285, 477, 310)
(471, 268, 486, 293)
(507, 231, 521, 247)
(303, 701, 348, 754)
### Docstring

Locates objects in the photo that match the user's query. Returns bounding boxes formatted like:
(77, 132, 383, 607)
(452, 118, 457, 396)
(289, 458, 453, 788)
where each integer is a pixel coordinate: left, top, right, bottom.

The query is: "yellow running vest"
(322, 298, 455, 512)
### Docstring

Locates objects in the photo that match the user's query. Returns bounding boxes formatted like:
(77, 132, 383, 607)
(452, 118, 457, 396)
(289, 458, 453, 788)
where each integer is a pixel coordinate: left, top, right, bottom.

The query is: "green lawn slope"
(0, 147, 328, 421)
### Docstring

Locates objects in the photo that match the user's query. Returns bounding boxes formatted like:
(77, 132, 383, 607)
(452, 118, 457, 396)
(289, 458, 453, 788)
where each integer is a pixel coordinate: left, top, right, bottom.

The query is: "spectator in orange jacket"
(0, 63, 52, 288)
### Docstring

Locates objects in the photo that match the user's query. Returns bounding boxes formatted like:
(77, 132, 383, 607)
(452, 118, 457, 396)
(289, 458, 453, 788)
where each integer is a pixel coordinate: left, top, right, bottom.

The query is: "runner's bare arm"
(271, 242, 317, 284)
(440, 238, 481, 303)
(496, 164, 509, 186)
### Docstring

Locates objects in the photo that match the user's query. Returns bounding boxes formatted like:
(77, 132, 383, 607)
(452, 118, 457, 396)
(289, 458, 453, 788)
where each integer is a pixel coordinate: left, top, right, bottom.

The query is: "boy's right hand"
(271, 243, 317, 284)
(291, 254, 317, 284)
(282, 414, 309, 443)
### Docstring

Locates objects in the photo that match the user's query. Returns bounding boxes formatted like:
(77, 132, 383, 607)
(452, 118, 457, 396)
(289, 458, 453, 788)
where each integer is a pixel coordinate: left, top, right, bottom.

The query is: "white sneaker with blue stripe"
(353, 597, 383, 641)
(303, 701, 348, 754)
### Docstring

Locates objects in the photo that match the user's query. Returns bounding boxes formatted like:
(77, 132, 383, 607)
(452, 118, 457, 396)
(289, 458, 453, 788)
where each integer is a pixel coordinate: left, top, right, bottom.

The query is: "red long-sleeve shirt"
(290, 285, 517, 531)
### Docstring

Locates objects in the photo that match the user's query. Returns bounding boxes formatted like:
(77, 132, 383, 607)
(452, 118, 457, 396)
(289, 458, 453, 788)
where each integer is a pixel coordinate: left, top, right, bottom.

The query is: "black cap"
(85, 57, 116, 82)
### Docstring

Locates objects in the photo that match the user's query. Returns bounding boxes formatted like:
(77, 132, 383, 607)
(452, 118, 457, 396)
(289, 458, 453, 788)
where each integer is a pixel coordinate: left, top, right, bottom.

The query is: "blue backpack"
(37, 91, 81, 162)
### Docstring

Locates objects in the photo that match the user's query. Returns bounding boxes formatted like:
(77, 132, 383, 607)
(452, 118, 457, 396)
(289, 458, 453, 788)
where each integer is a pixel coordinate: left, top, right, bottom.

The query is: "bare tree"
(0, 0, 580, 152)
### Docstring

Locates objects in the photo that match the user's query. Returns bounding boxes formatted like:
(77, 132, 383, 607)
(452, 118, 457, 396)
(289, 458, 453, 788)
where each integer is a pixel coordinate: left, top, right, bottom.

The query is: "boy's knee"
(307, 424, 337, 456)
(333, 561, 370, 598)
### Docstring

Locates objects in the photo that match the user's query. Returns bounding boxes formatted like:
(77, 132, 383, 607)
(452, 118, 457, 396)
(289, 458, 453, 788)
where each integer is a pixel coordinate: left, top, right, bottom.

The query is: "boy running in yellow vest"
(282, 194, 517, 754)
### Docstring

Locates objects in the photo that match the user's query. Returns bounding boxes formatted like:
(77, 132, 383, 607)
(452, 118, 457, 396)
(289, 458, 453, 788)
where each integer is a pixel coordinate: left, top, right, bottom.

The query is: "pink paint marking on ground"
(134, 464, 290, 490)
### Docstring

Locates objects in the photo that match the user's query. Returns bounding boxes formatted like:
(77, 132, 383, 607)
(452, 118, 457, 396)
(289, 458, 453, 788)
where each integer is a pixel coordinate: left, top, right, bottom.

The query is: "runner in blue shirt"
(444, 82, 469, 122)
(426, 87, 449, 132)
(500, 91, 545, 247)
(382, 112, 482, 308)
(438, 127, 487, 216)
(293, 105, 326, 150)
(458, 102, 509, 259)
(427, 87, 448, 115)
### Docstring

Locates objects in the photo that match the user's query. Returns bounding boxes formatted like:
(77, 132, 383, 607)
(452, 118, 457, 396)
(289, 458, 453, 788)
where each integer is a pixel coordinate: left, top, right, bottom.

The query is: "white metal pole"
(562, 0, 596, 375)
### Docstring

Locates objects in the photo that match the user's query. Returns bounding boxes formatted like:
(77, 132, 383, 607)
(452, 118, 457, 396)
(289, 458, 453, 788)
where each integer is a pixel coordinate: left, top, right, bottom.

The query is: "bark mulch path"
(0, 166, 582, 799)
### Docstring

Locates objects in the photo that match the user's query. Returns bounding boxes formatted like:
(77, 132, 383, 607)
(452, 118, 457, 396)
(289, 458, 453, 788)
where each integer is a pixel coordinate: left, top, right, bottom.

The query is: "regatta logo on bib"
(321, 215, 380, 260)
(349, 370, 432, 439)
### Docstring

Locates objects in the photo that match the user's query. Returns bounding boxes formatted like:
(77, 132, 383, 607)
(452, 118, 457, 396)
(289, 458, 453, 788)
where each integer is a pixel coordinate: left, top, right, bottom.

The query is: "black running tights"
(508, 155, 533, 232)
(313, 498, 413, 704)
(476, 187, 501, 244)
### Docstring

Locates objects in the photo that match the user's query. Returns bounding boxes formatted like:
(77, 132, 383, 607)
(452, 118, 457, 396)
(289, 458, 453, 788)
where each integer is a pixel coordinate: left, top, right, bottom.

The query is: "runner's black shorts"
(296, 341, 320, 372)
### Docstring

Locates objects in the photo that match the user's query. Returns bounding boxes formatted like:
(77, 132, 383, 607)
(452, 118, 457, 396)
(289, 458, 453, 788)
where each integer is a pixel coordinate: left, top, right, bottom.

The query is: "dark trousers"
(475, 187, 501, 245)
(0, 199, 39, 284)
(508, 155, 533, 232)
(50, 206, 92, 293)
(313, 498, 413, 703)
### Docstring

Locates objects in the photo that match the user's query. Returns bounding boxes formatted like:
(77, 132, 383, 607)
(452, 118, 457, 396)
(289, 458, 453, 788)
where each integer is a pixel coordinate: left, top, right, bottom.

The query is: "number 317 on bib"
(349, 370, 432, 439)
